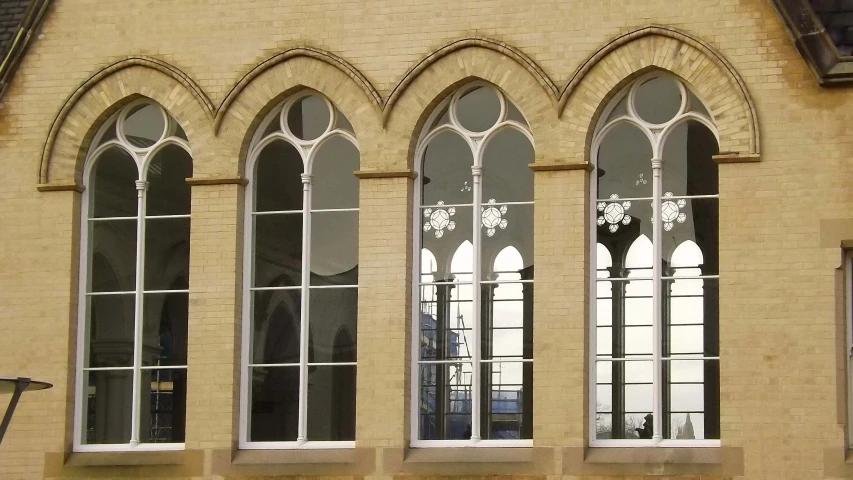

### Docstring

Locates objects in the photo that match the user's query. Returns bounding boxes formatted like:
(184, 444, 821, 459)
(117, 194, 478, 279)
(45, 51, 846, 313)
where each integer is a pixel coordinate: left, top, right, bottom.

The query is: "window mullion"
(130, 179, 148, 447)
(470, 164, 483, 443)
(297, 173, 312, 444)
(650, 158, 663, 443)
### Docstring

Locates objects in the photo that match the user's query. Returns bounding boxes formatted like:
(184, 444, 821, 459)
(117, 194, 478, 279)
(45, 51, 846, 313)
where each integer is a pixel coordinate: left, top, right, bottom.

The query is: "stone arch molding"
(560, 25, 761, 161)
(38, 57, 215, 189)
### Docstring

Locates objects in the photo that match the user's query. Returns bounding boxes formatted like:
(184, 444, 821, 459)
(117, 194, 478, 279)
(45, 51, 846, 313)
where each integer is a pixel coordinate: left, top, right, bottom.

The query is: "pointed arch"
(561, 25, 760, 161)
(39, 57, 213, 189)
(385, 40, 558, 168)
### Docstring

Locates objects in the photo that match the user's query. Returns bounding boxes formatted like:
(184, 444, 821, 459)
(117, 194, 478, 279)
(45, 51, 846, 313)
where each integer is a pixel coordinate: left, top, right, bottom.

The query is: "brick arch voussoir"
(216, 54, 383, 174)
(560, 25, 760, 163)
(386, 44, 560, 170)
(39, 57, 214, 188)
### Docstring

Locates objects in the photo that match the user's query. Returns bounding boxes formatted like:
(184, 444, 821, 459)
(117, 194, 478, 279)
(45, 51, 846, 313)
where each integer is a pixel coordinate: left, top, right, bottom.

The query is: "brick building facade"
(0, 0, 852, 479)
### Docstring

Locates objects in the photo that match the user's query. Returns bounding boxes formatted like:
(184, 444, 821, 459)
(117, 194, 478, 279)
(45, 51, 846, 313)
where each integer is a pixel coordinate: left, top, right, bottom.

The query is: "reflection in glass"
(84, 370, 133, 444)
(455, 86, 501, 132)
(144, 217, 190, 291)
(87, 294, 136, 368)
(146, 144, 192, 216)
(597, 123, 653, 200)
(251, 290, 301, 365)
(89, 221, 137, 292)
(91, 147, 138, 218)
(287, 95, 331, 141)
(248, 366, 300, 442)
(662, 120, 719, 197)
(418, 362, 473, 440)
(311, 136, 359, 210)
(306, 365, 356, 441)
(254, 141, 304, 212)
(139, 368, 187, 443)
(664, 359, 719, 440)
(253, 213, 303, 288)
(141, 292, 189, 367)
(482, 362, 530, 439)
(421, 131, 473, 205)
(123, 103, 165, 148)
(482, 128, 533, 202)
(308, 288, 358, 363)
(310, 211, 358, 283)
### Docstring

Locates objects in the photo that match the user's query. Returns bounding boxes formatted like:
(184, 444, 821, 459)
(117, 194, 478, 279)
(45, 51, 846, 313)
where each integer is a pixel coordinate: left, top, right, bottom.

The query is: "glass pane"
(419, 283, 474, 361)
(253, 213, 302, 288)
(421, 131, 473, 205)
(598, 359, 655, 440)
(688, 91, 711, 117)
(306, 365, 356, 441)
(311, 135, 359, 210)
(310, 210, 358, 286)
(661, 198, 719, 275)
(506, 101, 527, 125)
(606, 95, 629, 122)
(597, 196, 653, 244)
(90, 146, 138, 218)
(596, 360, 613, 383)
(97, 117, 118, 146)
(122, 103, 166, 148)
(665, 358, 719, 440)
(139, 368, 187, 443)
(287, 94, 331, 141)
(662, 120, 719, 197)
(144, 217, 190, 291)
(87, 294, 136, 368)
(668, 325, 704, 355)
(483, 283, 532, 360)
(308, 287, 358, 363)
(142, 292, 188, 366)
(666, 278, 719, 356)
(455, 86, 501, 132)
(633, 76, 682, 124)
(335, 111, 354, 134)
(89, 220, 136, 292)
(669, 412, 707, 440)
(248, 366, 299, 442)
(481, 128, 533, 203)
(145, 144, 192, 216)
(481, 203, 533, 276)
(418, 362, 473, 440)
(483, 361, 531, 440)
(421, 207, 474, 279)
(254, 140, 304, 212)
(83, 370, 133, 444)
(596, 123, 652, 199)
(251, 289, 301, 365)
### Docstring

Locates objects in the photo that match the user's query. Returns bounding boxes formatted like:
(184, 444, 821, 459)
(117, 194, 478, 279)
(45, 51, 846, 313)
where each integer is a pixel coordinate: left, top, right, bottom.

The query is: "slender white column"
(297, 173, 312, 444)
(470, 164, 482, 443)
(130, 179, 148, 446)
(650, 158, 663, 443)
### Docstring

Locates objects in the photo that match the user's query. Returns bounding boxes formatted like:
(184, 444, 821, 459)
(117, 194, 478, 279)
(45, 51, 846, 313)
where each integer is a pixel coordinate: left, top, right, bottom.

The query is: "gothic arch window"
(414, 83, 534, 446)
(591, 72, 720, 446)
(75, 100, 192, 451)
(241, 91, 359, 448)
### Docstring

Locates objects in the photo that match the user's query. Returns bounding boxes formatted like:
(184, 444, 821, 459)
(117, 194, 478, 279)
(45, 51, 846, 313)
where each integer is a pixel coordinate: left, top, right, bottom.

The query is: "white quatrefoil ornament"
(481, 198, 508, 237)
(597, 194, 632, 233)
(423, 200, 456, 238)
(660, 192, 687, 231)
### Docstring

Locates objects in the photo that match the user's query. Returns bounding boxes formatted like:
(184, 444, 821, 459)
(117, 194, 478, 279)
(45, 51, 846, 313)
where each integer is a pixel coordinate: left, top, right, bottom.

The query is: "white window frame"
(410, 82, 534, 448)
(239, 91, 359, 450)
(588, 72, 722, 448)
(73, 99, 191, 452)
(846, 251, 853, 447)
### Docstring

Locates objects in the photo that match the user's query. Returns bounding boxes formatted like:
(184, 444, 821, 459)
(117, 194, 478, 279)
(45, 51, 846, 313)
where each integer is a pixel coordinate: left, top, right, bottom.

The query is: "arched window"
(591, 73, 720, 445)
(414, 84, 534, 446)
(241, 91, 359, 447)
(75, 100, 192, 450)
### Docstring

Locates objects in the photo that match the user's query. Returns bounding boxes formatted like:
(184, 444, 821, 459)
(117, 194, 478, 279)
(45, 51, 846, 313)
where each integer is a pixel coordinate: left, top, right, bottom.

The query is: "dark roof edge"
(768, 0, 853, 86)
(0, 0, 52, 100)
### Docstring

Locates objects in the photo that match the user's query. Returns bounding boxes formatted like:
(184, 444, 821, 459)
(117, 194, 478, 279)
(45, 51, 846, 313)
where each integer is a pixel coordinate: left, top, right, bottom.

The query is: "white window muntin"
(589, 72, 721, 448)
(240, 92, 359, 449)
(74, 99, 191, 452)
(410, 83, 534, 448)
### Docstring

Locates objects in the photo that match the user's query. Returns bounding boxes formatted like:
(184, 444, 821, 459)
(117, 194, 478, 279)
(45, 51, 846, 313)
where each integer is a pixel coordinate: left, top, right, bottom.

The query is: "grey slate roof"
(0, 0, 50, 99)
(0, 0, 32, 61)
(809, 0, 853, 56)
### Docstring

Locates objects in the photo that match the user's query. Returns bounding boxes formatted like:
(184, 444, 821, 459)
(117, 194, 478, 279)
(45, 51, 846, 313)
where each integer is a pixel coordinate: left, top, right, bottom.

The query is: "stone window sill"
(64, 450, 188, 467)
(212, 448, 374, 476)
(563, 446, 744, 476)
(383, 447, 552, 475)
(43, 450, 204, 477)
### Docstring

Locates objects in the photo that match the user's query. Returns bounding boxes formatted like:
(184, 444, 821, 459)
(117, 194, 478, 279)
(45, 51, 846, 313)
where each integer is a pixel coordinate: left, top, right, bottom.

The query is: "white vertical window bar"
(650, 158, 663, 444)
(129, 179, 148, 446)
(297, 172, 312, 444)
(470, 164, 483, 442)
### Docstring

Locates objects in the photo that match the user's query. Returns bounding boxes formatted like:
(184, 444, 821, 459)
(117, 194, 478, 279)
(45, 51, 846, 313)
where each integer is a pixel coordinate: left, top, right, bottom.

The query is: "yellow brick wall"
(0, 0, 851, 478)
